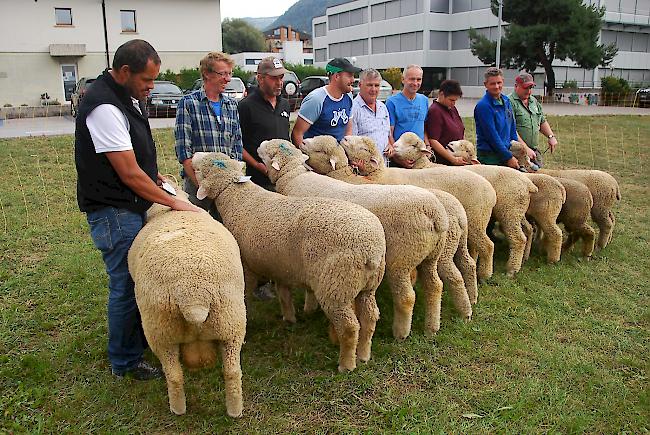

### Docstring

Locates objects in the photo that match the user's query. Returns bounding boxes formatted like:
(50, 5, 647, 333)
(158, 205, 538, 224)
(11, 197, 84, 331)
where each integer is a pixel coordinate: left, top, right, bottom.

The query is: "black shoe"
(253, 282, 276, 301)
(113, 360, 163, 381)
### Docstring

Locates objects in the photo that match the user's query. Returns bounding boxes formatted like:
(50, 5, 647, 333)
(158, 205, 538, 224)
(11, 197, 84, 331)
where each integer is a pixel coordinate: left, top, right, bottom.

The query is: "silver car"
(351, 79, 393, 101)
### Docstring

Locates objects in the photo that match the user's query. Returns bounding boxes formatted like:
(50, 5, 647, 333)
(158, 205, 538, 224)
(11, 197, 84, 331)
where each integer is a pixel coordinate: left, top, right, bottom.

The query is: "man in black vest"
(75, 39, 200, 380)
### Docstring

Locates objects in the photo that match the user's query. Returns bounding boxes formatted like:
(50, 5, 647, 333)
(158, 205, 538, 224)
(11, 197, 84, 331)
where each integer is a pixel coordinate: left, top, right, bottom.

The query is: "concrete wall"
(0, 0, 221, 106)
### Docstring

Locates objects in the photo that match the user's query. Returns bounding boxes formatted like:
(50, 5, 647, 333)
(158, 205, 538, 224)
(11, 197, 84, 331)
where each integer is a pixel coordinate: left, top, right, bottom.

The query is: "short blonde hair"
(200, 52, 235, 77)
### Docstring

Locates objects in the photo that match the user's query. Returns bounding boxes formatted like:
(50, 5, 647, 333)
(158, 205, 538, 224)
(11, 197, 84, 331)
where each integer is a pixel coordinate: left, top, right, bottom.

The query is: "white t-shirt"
(86, 98, 142, 154)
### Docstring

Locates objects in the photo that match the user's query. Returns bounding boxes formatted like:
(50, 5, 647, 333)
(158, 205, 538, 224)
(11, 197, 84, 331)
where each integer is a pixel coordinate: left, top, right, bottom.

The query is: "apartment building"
(0, 0, 222, 106)
(263, 25, 313, 54)
(312, 0, 650, 96)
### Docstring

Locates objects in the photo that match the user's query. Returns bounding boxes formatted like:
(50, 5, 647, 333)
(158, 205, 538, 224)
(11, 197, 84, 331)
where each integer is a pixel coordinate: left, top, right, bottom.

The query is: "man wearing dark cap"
(291, 57, 361, 146)
(238, 56, 291, 190)
(509, 72, 559, 168)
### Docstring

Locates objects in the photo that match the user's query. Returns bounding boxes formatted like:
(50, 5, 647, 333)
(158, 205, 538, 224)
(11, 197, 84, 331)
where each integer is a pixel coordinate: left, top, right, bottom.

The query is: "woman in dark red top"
(425, 80, 468, 165)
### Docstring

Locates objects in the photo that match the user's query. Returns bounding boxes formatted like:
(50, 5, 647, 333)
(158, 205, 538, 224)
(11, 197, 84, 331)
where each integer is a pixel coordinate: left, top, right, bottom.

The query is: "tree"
(222, 18, 265, 54)
(469, 0, 617, 95)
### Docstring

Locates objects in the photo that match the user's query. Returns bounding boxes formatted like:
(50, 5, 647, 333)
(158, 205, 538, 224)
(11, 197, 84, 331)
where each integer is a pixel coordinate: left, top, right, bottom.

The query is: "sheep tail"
(615, 182, 621, 201)
(179, 303, 210, 325)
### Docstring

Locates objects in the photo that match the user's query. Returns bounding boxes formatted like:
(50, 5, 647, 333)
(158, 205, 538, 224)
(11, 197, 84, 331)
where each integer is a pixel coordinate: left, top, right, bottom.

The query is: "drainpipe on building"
(496, 0, 503, 69)
(102, 0, 110, 69)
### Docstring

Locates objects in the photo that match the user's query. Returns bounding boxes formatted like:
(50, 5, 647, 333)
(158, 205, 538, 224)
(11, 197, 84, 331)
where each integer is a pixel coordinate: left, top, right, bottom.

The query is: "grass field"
(0, 115, 648, 433)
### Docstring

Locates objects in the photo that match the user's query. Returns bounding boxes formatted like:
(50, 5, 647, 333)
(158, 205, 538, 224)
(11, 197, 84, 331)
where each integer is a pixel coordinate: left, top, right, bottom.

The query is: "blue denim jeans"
(86, 206, 146, 374)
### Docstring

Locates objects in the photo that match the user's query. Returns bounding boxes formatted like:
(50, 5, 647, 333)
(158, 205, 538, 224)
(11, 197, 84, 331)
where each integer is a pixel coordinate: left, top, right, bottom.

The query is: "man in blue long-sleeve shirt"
(473, 67, 519, 169)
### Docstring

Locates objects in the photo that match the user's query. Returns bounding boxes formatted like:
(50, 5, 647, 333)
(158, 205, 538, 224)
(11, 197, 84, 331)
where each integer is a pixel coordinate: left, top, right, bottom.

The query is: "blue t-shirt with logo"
(210, 100, 222, 122)
(298, 87, 353, 142)
(386, 92, 429, 141)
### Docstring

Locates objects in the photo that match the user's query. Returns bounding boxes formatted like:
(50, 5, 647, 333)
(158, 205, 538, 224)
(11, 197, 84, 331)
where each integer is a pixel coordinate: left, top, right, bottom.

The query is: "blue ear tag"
(279, 142, 293, 156)
(212, 160, 226, 169)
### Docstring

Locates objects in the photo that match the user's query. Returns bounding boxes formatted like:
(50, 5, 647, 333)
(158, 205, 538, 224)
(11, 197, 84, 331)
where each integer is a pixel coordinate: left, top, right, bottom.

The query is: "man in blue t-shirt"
(292, 57, 361, 146)
(385, 64, 430, 168)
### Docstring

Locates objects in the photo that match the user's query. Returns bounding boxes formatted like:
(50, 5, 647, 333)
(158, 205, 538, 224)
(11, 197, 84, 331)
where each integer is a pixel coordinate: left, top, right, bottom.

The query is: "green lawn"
(1, 115, 648, 432)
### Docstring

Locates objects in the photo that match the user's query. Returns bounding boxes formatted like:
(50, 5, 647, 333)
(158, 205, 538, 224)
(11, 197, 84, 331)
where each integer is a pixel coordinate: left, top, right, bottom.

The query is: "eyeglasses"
(208, 70, 233, 78)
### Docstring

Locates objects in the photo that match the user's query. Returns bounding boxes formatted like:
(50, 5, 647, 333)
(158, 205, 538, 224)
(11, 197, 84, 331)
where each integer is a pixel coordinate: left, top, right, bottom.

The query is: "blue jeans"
(86, 206, 146, 374)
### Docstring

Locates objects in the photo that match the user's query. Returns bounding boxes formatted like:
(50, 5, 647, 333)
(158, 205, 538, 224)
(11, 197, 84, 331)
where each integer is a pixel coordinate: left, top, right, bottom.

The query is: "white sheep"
(259, 138, 471, 338)
(294, 135, 479, 311)
(508, 141, 621, 250)
(128, 186, 246, 417)
(342, 135, 498, 282)
(192, 152, 386, 372)
(554, 177, 596, 258)
(390, 133, 536, 277)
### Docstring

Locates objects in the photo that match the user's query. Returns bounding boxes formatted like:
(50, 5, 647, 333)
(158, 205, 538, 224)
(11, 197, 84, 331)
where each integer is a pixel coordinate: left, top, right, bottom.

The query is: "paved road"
(0, 103, 646, 139)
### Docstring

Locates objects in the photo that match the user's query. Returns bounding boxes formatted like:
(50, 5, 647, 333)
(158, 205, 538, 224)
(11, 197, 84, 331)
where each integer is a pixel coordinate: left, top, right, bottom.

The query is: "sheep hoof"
(464, 315, 472, 323)
(506, 270, 517, 278)
(424, 328, 438, 337)
(226, 404, 244, 418)
(282, 315, 297, 324)
(170, 401, 187, 416)
(338, 363, 356, 373)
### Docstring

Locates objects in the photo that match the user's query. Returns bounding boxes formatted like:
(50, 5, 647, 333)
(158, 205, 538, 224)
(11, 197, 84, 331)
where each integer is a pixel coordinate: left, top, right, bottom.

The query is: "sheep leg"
(354, 289, 379, 363)
(275, 284, 296, 323)
(152, 343, 186, 415)
(499, 216, 527, 277)
(220, 340, 244, 418)
(468, 228, 494, 281)
(319, 301, 359, 372)
(418, 258, 444, 335)
(537, 219, 563, 263)
(386, 269, 416, 340)
(437, 231, 472, 321)
(565, 222, 595, 259)
(592, 207, 614, 250)
(522, 218, 534, 262)
(303, 290, 319, 314)
(454, 230, 478, 305)
(242, 265, 258, 306)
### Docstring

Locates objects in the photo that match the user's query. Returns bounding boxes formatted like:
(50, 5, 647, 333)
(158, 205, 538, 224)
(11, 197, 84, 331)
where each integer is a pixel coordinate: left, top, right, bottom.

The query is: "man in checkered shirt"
(175, 51, 243, 218)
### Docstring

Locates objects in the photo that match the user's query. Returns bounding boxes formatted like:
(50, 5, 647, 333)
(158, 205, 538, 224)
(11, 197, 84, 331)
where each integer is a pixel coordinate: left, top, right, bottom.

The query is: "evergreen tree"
(469, 0, 617, 95)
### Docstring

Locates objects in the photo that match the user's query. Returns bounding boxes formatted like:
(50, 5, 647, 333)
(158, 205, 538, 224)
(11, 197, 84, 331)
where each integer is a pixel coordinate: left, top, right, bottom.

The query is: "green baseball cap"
(326, 57, 362, 74)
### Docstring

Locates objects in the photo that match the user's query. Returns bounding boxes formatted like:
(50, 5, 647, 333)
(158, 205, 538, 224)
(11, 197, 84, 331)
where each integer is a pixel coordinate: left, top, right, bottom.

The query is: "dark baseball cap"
(515, 72, 536, 89)
(257, 57, 288, 76)
(326, 57, 362, 74)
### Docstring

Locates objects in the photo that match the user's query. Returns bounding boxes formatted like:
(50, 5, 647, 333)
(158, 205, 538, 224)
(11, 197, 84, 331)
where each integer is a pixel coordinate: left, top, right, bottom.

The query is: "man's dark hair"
(112, 39, 161, 73)
(439, 79, 463, 97)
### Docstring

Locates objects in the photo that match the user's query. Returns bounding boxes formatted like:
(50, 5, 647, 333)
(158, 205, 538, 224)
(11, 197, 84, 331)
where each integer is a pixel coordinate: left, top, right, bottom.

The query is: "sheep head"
(392, 132, 431, 162)
(258, 139, 306, 183)
(192, 152, 247, 200)
(508, 140, 536, 171)
(299, 135, 349, 175)
(447, 140, 480, 164)
(340, 135, 384, 175)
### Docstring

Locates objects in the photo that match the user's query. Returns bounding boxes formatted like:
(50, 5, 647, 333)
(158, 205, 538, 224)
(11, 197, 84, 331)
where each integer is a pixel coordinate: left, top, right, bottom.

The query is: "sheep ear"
(237, 161, 246, 172)
(236, 175, 251, 183)
(271, 159, 281, 171)
(196, 185, 208, 200)
(329, 157, 337, 170)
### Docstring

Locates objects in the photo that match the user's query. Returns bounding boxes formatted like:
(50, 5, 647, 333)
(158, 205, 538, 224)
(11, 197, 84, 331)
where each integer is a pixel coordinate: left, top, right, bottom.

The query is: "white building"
(312, 0, 650, 97)
(0, 0, 222, 106)
(231, 40, 314, 73)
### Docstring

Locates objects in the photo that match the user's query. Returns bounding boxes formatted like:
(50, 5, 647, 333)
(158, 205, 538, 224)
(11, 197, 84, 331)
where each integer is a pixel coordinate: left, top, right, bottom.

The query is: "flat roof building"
(312, 0, 650, 96)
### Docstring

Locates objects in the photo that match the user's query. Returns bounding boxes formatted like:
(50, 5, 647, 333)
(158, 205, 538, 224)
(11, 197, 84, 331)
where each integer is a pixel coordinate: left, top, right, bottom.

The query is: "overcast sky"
(220, 0, 298, 19)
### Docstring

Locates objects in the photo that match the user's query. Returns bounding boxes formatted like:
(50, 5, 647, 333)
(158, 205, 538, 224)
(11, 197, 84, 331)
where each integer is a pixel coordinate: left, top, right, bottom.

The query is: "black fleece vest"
(75, 70, 158, 213)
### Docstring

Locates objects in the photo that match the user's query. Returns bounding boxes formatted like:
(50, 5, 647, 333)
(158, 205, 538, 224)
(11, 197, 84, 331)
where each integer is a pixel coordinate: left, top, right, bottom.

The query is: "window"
(304, 59, 314, 65)
(451, 30, 470, 49)
(430, 31, 448, 50)
(617, 31, 633, 51)
(453, 0, 471, 13)
(632, 32, 648, 52)
(315, 48, 327, 62)
(372, 36, 386, 53)
(329, 8, 367, 30)
(328, 14, 339, 30)
(314, 22, 326, 37)
(471, 0, 491, 10)
(274, 28, 280, 36)
(372, 3, 386, 21)
(121, 10, 136, 33)
(430, 0, 449, 13)
(55, 8, 72, 26)
(386, 1, 400, 19)
(371, 32, 422, 53)
(245, 59, 258, 65)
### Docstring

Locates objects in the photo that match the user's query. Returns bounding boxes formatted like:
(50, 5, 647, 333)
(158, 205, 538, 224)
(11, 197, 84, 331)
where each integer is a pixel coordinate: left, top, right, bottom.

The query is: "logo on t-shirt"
(331, 108, 349, 127)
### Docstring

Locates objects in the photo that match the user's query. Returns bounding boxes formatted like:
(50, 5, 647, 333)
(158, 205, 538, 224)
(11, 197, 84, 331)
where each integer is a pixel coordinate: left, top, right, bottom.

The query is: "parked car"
(70, 77, 96, 117)
(351, 79, 394, 101)
(246, 70, 301, 97)
(187, 77, 247, 102)
(635, 88, 650, 108)
(299, 76, 329, 97)
(146, 81, 184, 117)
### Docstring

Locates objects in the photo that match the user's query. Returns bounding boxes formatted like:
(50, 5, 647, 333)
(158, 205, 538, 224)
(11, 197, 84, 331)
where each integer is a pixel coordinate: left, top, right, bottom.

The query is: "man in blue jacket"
(473, 67, 519, 168)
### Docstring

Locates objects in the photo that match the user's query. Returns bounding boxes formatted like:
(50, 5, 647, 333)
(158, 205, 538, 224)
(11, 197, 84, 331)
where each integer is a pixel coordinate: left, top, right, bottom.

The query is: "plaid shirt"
(175, 88, 243, 175)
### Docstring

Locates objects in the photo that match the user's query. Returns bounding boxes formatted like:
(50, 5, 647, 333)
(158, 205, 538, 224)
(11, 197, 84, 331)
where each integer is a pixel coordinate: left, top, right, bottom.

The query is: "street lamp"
(496, 0, 503, 68)
(102, 0, 110, 69)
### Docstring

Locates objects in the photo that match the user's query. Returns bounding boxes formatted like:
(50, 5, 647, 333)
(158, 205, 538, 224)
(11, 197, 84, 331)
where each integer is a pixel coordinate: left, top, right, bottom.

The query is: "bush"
(233, 66, 253, 83)
(601, 76, 631, 94)
(157, 68, 202, 92)
(3, 103, 12, 108)
(283, 63, 327, 81)
(382, 67, 402, 90)
(561, 80, 578, 89)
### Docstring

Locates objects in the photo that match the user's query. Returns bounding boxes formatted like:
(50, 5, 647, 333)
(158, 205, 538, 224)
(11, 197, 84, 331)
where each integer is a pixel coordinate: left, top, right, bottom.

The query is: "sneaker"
(253, 282, 276, 301)
(113, 360, 163, 381)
